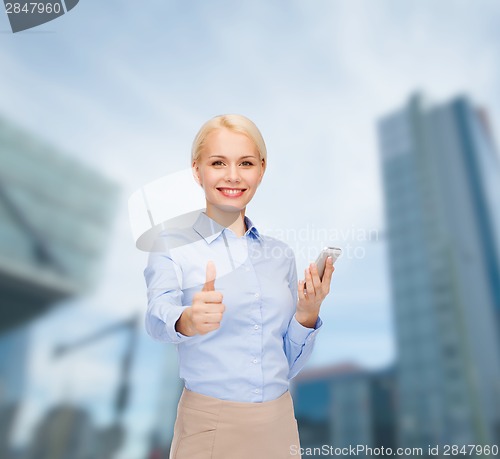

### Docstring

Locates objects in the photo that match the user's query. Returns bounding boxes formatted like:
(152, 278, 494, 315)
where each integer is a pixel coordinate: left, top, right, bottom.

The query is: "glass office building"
(0, 326, 29, 458)
(0, 115, 119, 457)
(292, 364, 396, 455)
(147, 348, 184, 458)
(0, 115, 120, 333)
(377, 94, 500, 451)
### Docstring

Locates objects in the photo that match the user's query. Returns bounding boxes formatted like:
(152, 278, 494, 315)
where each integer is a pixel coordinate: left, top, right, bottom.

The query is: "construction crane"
(51, 313, 140, 459)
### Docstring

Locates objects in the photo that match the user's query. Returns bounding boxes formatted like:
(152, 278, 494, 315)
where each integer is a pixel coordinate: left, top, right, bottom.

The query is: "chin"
(215, 203, 246, 213)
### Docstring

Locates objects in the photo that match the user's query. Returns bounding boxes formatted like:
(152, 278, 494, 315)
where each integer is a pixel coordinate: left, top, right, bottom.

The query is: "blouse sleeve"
(143, 247, 195, 345)
(283, 250, 323, 379)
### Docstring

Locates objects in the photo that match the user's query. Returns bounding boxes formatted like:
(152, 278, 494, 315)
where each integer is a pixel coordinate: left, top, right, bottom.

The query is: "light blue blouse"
(144, 211, 323, 402)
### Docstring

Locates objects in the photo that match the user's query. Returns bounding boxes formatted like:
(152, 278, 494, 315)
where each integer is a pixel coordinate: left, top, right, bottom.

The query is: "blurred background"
(0, 1, 499, 458)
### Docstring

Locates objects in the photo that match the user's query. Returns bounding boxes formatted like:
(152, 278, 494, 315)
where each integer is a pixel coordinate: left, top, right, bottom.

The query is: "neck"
(205, 205, 247, 237)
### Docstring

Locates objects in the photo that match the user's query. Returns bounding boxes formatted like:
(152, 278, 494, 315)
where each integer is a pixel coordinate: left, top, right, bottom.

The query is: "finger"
(192, 306, 224, 329)
(199, 323, 221, 334)
(202, 260, 216, 292)
(202, 302, 225, 313)
(305, 267, 315, 296)
(322, 257, 335, 290)
(310, 262, 322, 290)
(198, 291, 223, 304)
(298, 279, 306, 300)
(200, 311, 224, 323)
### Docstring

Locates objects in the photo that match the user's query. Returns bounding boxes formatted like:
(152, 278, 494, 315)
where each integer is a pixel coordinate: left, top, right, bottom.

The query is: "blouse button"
(254, 325, 259, 330)
(254, 293, 260, 298)
(252, 359, 258, 364)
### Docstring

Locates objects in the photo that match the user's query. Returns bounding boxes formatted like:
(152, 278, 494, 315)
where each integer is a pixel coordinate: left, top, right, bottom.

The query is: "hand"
(188, 260, 226, 335)
(296, 256, 335, 327)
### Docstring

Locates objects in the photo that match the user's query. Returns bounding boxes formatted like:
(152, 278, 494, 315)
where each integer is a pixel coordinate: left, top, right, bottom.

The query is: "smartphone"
(314, 246, 342, 281)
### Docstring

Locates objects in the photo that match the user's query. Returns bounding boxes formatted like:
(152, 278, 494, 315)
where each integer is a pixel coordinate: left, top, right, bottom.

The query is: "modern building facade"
(147, 348, 184, 459)
(0, 326, 30, 459)
(0, 115, 120, 333)
(377, 94, 500, 451)
(24, 404, 95, 459)
(0, 115, 120, 457)
(292, 363, 396, 455)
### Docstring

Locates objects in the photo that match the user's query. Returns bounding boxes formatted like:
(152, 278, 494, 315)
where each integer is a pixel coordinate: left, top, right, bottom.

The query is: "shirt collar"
(193, 211, 262, 244)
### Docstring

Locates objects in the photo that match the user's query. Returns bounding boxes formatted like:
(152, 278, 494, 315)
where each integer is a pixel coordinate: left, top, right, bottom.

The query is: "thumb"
(202, 260, 216, 292)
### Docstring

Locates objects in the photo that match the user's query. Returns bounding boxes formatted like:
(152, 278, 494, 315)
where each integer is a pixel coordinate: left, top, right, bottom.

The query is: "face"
(192, 128, 265, 213)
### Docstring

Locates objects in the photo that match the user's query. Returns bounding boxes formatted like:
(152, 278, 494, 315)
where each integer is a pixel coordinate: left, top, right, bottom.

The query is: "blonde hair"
(191, 114, 267, 165)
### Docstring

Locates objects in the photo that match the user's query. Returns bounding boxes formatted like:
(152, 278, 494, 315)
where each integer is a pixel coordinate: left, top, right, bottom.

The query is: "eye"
(241, 161, 254, 166)
(211, 160, 224, 166)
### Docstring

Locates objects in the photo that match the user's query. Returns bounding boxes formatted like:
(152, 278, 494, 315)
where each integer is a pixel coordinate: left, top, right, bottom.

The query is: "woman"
(144, 114, 335, 459)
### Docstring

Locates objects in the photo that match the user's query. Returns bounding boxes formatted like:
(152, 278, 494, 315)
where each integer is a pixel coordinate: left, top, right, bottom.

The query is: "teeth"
(219, 188, 243, 195)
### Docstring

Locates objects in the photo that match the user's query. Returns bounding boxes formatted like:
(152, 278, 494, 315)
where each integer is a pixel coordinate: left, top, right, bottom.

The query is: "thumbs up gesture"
(188, 260, 226, 335)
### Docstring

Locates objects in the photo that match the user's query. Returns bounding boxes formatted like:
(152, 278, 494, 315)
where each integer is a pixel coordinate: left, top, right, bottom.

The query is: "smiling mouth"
(217, 188, 246, 197)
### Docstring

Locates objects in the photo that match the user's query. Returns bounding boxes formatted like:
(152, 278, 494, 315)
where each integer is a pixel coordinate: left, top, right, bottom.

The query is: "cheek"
(200, 169, 218, 185)
(245, 171, 263, 186)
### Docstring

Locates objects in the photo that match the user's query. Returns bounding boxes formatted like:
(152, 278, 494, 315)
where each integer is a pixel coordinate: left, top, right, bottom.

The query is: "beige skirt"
(169, 387, 302, 459)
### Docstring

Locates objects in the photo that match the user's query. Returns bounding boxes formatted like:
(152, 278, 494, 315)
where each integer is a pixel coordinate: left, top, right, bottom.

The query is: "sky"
(1, 1, 500, 458)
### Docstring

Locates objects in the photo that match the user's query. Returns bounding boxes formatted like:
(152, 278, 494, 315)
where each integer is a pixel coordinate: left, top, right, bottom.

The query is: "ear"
(258, 158, 266, 184)
(192, 161, 203, 187)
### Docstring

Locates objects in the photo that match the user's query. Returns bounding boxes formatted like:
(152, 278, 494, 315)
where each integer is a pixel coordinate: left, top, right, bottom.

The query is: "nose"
(225, 164, 241, 183)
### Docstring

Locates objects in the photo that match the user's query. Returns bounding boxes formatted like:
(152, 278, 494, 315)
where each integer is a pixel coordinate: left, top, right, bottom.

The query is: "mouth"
(216, 187, 247, 198)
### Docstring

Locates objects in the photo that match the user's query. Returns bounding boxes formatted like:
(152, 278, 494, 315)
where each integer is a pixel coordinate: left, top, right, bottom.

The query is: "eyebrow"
(208, 155, 257, 160)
